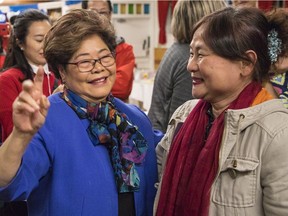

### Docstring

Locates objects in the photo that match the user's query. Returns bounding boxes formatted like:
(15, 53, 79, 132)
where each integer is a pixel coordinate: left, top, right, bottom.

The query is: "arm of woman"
(0, 67, 49, 187)
(261, 124, 288, 214)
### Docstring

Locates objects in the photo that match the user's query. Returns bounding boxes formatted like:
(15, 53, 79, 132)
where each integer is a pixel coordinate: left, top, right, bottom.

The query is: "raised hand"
(12, 66, 50, 135)
(0, 67, 50, 186)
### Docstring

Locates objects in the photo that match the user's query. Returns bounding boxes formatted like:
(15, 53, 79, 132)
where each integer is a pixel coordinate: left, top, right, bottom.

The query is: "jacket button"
(228, 169, 237, 179)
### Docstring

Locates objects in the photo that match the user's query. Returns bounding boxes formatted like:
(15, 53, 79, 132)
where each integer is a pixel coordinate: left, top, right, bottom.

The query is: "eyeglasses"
(97, 10, 111, 16)
(66, 53, 115, 73)
(89, 9, 111, 17)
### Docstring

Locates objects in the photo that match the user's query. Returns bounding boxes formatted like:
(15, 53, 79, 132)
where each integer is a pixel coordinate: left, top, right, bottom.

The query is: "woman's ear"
(240, 50, 257, 77)
(58, 65, 66, 83)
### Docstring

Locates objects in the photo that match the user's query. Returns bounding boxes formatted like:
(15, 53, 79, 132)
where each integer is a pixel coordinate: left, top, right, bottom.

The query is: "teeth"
(94, 78, 105, 83)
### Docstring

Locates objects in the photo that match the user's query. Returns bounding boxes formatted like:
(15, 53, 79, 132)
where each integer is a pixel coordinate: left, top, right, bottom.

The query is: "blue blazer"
(0, 93, 163, 216)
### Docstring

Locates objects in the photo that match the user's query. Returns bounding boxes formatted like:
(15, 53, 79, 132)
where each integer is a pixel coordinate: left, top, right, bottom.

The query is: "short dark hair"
(44, 9, 116, 80)
(9, 15, 17, 25)
(81, 0, 113, 12)
(192, 6, 270, 82)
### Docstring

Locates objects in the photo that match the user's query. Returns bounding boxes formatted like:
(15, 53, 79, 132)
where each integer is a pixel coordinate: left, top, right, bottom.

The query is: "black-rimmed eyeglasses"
(65, 52, 115, 73)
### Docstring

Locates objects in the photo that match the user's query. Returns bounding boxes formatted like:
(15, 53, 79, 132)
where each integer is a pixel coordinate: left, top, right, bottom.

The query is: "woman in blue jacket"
(0, 9, 162, 216)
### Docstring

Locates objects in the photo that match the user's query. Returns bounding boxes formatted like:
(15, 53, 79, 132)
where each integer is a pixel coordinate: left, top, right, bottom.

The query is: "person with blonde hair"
(148, 0, 227, 133)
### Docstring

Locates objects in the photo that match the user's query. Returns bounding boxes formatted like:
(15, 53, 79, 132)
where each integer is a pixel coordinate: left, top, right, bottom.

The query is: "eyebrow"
(190, 42, 206, 52)
(74, 48, 110, 59)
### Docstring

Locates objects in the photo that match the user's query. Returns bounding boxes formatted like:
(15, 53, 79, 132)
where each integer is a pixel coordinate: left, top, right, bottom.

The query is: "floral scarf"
(156, 81, 273, 216)
(62, 88, 148, 193)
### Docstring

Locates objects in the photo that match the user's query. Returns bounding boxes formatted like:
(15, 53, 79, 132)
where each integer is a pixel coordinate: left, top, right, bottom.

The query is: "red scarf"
(156, 82, 267, 216)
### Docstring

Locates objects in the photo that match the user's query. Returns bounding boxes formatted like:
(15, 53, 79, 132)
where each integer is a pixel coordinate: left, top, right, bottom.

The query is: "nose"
(187, 57, 198, 73)
(91, 61, 104, 74)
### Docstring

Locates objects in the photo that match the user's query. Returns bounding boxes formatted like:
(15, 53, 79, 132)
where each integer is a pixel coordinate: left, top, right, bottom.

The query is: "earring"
(20, 47, 24, 51)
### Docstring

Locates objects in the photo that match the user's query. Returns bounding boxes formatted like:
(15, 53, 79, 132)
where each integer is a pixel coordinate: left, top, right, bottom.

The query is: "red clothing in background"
(0, 55, 5, 69)
(0, 68, 56, 142)
(158, 0, 177, 44)
(258, 0, 275, 11)
(112, 41, 135, 102)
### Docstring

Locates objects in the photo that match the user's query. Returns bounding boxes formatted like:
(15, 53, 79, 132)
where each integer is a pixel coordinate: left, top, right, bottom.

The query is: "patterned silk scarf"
(156, 81, 273, 216)
(62, 88, 148, 193)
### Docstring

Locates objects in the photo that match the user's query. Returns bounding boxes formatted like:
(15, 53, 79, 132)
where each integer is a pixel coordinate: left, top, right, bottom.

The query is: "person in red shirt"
(0, 9, 57, 143)
(82, 0, 135, 102)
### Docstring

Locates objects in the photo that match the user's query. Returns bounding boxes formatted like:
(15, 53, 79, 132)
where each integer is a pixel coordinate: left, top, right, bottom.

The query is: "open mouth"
(88, 77, 107, 84)
(192, 77, 203, 85)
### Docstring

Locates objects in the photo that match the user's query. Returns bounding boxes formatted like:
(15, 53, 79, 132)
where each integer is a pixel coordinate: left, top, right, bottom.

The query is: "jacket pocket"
(212, 157, 259, 207)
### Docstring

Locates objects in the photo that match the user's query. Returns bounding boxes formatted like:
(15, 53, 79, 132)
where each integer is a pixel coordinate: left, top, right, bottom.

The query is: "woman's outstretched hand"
(12, 66, 50, 135)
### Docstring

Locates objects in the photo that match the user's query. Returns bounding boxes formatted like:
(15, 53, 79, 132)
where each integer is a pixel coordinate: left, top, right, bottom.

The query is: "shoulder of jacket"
(169, 99, 199, 123)
(0, 68, 23, 80)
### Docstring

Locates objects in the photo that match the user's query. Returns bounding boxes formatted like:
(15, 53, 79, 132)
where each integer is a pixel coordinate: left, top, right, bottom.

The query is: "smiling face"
(60, 34, 116, 103)
(187, 26, 253, 105)
(20, 20, 51, 66)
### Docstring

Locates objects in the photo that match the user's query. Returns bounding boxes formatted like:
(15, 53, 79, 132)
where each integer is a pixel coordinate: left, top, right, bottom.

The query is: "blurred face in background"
(87, 0, 112, 20)
(20, 20, 51, 66)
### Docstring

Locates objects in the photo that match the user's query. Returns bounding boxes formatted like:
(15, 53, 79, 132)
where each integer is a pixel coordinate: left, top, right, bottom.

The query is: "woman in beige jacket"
(154, 6, 288, 216)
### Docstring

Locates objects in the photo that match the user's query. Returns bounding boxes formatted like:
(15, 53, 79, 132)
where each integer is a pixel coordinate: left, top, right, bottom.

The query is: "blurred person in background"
(264, 8, 288, 108)
(82, 0, 135, 102)
(148, 0, 227, 133)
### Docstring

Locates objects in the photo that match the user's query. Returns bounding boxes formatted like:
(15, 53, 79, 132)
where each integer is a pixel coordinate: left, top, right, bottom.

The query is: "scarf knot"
(62, 89, 147, 193)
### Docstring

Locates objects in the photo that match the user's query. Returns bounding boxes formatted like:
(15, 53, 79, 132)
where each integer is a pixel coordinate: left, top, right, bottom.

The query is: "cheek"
(110, 65, 116, 74)
(66, 72, 85, 86)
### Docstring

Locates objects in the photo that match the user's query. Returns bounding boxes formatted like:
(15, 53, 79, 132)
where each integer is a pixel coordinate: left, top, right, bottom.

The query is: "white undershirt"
(30, 63, 52, 95)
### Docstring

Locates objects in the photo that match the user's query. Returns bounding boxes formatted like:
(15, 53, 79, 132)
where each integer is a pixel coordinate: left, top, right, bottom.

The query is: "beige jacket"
(154, 99, 288, 216)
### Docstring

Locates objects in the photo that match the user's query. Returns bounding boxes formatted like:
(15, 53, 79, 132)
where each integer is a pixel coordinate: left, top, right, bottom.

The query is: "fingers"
(13, 92, 50, 134)
(20, 80, 40, 111)
(11, 69, 50, 135)
(15, 77, 50, 114)
(33, 65, 44, 94)
(39, 95, 50, 117)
